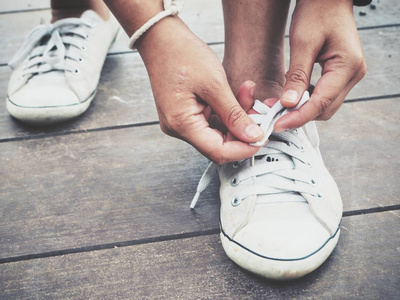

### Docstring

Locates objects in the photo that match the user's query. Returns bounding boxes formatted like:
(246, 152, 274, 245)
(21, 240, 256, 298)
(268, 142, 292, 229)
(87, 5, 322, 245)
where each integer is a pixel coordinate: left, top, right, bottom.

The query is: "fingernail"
(245, 123, 263, 139)
(282, 90, 298, 104)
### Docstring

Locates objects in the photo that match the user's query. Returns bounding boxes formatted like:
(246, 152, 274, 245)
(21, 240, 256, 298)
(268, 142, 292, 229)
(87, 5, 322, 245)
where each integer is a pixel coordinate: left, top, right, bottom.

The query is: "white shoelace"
(8, 18, 94, 75)
(190, 91, 318, 209)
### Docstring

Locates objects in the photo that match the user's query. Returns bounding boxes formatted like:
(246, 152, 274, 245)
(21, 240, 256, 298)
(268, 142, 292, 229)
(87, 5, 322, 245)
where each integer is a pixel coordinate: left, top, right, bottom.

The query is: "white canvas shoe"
(191, 92, 343, 280)
(7, 10, 120, 124)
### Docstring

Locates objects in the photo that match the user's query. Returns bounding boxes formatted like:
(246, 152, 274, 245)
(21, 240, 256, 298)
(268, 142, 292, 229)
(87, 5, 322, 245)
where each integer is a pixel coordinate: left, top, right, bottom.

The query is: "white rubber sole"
(220, 228, 340, 280)
(6, 90, 96, 125)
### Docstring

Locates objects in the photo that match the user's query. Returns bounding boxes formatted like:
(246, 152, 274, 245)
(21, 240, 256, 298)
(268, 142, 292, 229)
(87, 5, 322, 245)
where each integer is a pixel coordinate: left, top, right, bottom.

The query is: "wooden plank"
(317, 98, 400, 212)
(0, 97, 399, 258)
(318, 26, 400, 100)
(353, 0, 400, 28)
(0, 26, 399, 140)
(0, 0, 49, 13)
(1, 0, 400, 65)
(0, 125, 219, 259)
(0, 211, 399, 299)
(0, 0, 224, 65)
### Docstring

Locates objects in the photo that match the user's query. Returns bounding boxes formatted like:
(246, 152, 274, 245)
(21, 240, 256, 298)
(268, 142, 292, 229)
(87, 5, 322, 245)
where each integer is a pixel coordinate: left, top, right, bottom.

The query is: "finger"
(237, 80, 256, 112)
(280, 34, 321, 108)
(195, 78, 263, 144)
(207, 79, 257, 133)
(182, 119, 260, 164)
(207, 114, 227, 134)
(274, 65, 356, 131)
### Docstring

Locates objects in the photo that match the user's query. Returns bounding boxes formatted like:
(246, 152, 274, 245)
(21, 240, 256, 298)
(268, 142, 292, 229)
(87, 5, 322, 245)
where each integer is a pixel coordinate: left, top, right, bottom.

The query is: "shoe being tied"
(7, 10, 119, 124)
(191, 92, 343, 280)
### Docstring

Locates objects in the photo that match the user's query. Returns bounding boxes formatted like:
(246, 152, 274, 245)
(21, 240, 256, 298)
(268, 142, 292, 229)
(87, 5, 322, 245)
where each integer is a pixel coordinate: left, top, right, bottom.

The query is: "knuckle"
(348, 49, 364, 65)
(347, 50, 367, 79)
(358, 60, 367, 80)
(285, 68, 309, 88)
(160, 113, 182, 138)
(200, 70, 227, 98)
(159, 121, 175, 137)
(226, 105, 245, 128)
(311, 95, 333, 116)
(210, 152, 227, 165)
(316, 112, 333, 121)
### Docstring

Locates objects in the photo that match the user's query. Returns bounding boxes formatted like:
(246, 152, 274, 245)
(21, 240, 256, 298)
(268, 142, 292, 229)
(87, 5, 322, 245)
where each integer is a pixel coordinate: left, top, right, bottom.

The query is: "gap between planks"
(0, 23, 399, 68)
(0, 204, 399, 265)
(0, 94, 398, 144)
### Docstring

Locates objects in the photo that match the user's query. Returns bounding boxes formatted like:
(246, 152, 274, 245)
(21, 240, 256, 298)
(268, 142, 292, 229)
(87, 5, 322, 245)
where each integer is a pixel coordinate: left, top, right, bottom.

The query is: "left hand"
(275, 0, 367, 132)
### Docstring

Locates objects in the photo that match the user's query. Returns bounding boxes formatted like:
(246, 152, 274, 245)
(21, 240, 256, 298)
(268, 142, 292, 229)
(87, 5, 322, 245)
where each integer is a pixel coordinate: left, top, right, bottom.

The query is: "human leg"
(222, 0, 290, 100)
(205, 0, 344, 280)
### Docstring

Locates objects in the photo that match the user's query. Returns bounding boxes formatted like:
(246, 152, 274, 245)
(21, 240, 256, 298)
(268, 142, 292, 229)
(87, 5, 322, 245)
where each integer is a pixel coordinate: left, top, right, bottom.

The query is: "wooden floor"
(0, 1, 399, 299)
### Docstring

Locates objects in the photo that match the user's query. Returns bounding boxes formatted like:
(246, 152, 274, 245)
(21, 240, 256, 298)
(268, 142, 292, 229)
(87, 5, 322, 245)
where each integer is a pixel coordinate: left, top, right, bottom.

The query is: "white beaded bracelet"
(128, 0, 184, 49)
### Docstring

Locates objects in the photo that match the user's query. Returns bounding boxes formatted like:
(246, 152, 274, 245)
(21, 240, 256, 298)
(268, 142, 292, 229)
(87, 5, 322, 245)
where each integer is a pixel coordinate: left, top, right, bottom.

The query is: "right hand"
(136, 17, 264, 164)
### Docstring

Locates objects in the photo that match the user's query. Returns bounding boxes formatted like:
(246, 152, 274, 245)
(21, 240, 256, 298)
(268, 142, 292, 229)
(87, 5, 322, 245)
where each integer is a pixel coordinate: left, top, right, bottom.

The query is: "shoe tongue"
(80, 10, 102, 22)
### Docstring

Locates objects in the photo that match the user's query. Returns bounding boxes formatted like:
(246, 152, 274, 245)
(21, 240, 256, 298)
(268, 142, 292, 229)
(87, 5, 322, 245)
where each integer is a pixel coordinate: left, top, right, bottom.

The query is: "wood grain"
(1, 211, 399, 300)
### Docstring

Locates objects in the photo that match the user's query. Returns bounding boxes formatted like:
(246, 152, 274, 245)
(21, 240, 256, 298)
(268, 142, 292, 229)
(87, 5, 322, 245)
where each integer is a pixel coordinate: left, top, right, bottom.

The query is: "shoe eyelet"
(78, 57, 84, 63)
(232, 161, 239, 168)
(230, 177, 239, 187)
(293, 129, 298, 134)
(231, 196, 241, 206)
(314, 193, 323, 199)
(85, 34, 90, 40)
(81, 45, 86, 51)
(310, 179, 317, 186)
(73, 68, 80, 74)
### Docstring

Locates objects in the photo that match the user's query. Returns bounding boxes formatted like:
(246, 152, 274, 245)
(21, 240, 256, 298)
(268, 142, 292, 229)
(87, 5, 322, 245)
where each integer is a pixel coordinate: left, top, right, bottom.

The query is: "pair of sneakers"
(7, 10, 119, 124)
(192, 92, 343, 280)
(8, 10, 342, 281)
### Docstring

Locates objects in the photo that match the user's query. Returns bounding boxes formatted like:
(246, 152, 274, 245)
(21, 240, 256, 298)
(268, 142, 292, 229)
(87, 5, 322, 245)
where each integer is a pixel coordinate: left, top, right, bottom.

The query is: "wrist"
(135, 16, 194, 70)
(104, 0, 164, 37)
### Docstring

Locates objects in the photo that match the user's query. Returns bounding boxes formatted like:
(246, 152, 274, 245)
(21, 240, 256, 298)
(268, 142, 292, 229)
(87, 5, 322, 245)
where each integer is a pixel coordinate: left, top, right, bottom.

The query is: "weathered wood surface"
(1, 211, 399, 300)
(0, 125, 218, 258)
(0, 0, 48, 13)
(0, 0, 399, 299)
(0, 97, 399, 258)
(1, 0, 399, 66)
(0, 27, 399, 141)
(0, 0, 225, 66)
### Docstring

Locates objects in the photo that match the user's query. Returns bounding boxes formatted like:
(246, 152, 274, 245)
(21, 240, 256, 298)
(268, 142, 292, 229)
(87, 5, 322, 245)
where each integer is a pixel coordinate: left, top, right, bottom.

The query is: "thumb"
(237, 80, 256, 112)
(196, 81, 263, 144)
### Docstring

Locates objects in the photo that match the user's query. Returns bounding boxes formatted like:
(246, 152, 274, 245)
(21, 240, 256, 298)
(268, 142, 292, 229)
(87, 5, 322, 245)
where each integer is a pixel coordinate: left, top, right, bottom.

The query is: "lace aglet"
(190, 192, 200, 209)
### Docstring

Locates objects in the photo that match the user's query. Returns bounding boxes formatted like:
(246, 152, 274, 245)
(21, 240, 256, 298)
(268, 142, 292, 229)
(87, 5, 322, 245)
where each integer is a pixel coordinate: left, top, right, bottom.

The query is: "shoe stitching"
(219, 220, 341, 261)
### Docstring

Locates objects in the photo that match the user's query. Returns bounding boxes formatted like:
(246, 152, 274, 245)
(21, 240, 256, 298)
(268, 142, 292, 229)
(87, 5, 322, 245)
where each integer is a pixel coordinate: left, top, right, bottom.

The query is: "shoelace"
(8, 18, 94, 75)
(190, 91, 318, 209)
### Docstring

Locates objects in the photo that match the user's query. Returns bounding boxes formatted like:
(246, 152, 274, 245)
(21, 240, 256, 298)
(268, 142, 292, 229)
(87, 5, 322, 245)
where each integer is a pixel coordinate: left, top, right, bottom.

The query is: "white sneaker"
(191, 92, 343, 280)
(7, 10, 120, 124)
